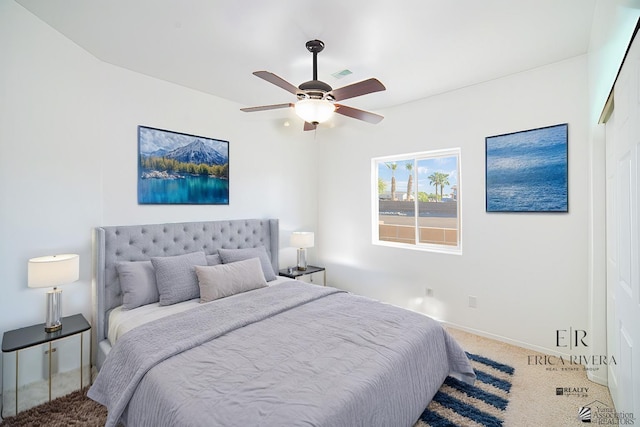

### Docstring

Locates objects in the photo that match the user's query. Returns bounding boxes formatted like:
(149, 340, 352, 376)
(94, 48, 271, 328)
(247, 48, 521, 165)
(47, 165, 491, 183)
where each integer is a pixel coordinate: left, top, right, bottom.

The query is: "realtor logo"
(556, 328, 588, 349)
(556, 386, 589, 397)
(578, 407, 592, 423)
(578, 400, 636, 425)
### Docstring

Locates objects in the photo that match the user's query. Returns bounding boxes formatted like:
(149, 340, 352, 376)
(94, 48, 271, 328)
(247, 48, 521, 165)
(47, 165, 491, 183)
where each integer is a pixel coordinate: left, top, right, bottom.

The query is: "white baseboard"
(442, 321, 568, 356)
(587, 370, 608, 386)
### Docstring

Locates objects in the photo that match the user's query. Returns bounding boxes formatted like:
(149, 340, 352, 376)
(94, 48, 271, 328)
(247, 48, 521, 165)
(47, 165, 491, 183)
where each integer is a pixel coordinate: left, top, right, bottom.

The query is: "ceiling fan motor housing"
(298, 80, 334, 103)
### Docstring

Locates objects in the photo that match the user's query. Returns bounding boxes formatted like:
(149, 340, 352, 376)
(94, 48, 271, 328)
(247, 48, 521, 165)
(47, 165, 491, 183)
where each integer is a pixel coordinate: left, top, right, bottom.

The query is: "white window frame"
(371, 148, 462, 255)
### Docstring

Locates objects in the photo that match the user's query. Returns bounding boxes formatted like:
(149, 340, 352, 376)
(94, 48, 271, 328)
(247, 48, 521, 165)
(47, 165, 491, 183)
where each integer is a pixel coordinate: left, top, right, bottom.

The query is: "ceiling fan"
(241, 40, 386, 131)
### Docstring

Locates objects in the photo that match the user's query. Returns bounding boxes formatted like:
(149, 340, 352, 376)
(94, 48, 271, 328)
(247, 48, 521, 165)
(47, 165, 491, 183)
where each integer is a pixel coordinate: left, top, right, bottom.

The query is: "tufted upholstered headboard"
(92, 219, 279, 346)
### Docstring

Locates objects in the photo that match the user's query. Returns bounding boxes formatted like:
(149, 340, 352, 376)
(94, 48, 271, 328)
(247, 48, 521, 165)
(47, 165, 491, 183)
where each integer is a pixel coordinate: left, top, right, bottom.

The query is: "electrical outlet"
(425, 288, 434, 297)
(468, 295, 477, 308)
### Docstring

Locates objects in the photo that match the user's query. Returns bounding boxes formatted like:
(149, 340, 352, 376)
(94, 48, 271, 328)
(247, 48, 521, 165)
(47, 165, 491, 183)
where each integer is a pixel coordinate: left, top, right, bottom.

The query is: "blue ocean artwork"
(137, 126, 229, 204)
(486, 124, 567, 212)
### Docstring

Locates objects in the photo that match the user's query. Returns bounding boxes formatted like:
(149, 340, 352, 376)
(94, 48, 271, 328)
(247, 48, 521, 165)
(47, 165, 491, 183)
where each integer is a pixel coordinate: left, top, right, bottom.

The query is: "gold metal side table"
(1, 314, 91, 417)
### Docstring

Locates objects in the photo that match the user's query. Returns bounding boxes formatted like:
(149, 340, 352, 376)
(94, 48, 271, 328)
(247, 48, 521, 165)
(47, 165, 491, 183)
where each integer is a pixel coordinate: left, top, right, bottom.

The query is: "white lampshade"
(294, 99, 335, 124)
(28, 254, 80, 288)
(290, 232, 314, 248)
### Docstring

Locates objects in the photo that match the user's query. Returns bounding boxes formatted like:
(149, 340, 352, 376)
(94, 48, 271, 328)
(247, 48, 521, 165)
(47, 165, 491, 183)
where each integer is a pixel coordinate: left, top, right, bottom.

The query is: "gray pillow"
(218, 246, 277, 281)
(116, 261, 159, 310)
(151, 252, 207, 306)
(195, 257, 267, 303)
(206, 254, 222, 266)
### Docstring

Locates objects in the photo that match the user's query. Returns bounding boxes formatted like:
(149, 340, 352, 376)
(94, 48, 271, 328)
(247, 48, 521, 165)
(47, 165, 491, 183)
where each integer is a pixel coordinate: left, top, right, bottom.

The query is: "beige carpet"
(446, 327, 616, 427)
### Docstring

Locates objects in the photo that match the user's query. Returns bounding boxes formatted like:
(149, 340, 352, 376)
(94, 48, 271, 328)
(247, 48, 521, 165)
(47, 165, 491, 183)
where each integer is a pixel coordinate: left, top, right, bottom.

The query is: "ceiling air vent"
(331, 69, 353, 79)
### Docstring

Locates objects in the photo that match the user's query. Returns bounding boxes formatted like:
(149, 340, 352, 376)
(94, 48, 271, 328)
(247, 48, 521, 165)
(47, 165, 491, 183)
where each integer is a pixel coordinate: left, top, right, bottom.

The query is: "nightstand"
(279, 265, 326, 286)
(1, 314, 91, 417)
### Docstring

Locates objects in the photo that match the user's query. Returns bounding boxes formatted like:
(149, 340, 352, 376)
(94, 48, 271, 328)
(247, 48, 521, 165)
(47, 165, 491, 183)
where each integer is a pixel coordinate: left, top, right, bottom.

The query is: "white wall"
(0, 1, 318, 395)
(98, 65, 318, 230)
(0, 1, 103, 393)
(317, 56, 590, 356)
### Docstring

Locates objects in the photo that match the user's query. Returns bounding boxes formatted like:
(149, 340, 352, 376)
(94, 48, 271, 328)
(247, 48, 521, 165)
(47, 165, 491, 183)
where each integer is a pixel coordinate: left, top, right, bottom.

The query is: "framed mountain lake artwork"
(138, 126, 229, 204)
(485, 123, 568, 213)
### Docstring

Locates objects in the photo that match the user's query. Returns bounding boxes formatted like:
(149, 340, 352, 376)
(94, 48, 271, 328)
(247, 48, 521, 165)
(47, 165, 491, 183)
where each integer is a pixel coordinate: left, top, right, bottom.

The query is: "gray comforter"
(89, 282, 475, 427)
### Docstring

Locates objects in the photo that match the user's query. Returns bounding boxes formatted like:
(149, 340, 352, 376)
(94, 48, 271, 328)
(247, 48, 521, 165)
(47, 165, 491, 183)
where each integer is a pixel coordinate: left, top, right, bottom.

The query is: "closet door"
(605, 31, 640, 415)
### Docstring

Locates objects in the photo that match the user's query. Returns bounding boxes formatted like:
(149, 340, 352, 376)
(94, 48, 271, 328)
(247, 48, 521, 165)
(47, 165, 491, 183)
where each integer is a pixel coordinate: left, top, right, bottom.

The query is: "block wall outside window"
(372, 148, 461, 254)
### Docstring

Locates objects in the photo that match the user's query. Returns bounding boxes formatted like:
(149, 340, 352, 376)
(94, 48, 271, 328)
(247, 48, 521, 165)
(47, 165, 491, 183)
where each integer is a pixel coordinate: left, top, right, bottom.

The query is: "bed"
(89, 218, 475, 427)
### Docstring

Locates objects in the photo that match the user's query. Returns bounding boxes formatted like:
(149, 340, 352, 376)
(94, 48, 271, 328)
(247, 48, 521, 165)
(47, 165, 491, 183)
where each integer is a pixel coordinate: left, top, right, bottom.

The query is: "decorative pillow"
(206, 254, 222, 266)
(151, 251, 207, 306)
(218, 246, 277, 281)
(116, 261, 159, 310)
(195, 257, 267, 302)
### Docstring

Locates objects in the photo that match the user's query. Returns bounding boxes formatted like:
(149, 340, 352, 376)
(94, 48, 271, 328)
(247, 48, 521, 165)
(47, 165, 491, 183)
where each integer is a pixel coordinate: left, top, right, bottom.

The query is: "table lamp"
(290, 232, 314, 271)
(28, 254, 80, 332)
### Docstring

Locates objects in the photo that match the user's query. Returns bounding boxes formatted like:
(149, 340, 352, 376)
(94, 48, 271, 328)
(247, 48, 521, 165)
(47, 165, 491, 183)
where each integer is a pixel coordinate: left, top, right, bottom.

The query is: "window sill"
(372, 239, 462, 255)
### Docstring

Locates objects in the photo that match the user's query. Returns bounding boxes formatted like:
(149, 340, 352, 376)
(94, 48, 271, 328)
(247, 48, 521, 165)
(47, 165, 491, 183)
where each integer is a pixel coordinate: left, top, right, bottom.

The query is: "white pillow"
(195, 257, 267, 302)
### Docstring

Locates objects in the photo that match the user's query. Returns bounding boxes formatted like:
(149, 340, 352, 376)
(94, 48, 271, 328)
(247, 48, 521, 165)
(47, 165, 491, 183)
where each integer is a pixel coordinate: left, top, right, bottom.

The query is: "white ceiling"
(16, 0, 596, 115)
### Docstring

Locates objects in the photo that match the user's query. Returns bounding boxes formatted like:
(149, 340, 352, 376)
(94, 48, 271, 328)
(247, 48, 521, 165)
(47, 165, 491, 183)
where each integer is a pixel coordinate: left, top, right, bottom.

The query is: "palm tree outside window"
(373, 148, 461, 254)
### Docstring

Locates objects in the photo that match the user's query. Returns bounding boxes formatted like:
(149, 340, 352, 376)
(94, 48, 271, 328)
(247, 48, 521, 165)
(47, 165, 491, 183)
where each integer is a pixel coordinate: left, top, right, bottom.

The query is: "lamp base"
(296, 248, 308, 271)
(45, 287, 62, 333)
(45, 323, 62, 333)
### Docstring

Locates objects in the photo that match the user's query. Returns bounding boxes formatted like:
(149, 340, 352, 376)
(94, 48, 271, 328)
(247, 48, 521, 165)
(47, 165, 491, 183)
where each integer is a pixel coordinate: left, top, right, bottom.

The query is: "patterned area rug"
(416, 352, 515, 427)
(0, 352, 513, 427)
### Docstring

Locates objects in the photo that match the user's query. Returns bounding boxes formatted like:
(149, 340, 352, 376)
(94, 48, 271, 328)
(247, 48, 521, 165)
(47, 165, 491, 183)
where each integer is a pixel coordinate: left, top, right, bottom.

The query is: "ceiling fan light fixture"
(294, 98, 335, 125)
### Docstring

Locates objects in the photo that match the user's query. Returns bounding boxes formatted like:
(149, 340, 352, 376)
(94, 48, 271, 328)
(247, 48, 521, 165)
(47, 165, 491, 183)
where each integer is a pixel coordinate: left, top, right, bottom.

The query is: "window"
(372, 148, 461, 254)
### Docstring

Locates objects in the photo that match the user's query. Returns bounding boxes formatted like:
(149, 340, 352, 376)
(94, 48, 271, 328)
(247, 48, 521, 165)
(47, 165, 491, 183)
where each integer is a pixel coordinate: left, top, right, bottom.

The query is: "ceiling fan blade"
(335, 104, 384, 124)
(240, 103, 294, 112)
(253, 71, 299, 95)
(303, 121, 317, 131)
(330, 78, 386, 102)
